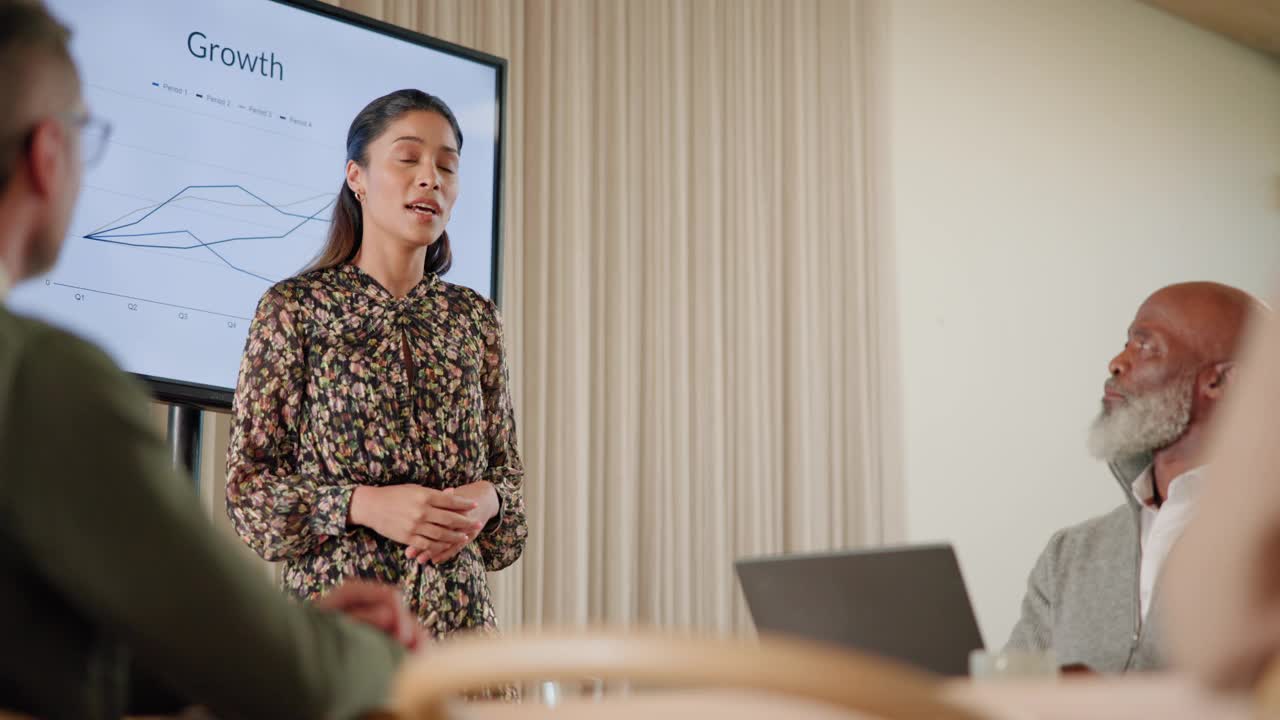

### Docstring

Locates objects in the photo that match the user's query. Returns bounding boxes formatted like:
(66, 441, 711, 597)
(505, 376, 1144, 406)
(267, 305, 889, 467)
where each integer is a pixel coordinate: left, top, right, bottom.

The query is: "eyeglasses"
(77, 114, 111, 169)
(64, 111, 112, 169)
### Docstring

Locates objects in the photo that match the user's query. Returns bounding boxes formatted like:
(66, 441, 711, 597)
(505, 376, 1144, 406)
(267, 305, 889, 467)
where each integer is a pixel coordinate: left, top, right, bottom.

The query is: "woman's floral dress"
(225, 264, 526, 638)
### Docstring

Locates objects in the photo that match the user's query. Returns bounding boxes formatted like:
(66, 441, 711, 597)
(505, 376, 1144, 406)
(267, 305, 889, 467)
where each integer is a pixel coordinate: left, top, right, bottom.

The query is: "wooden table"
(435, 674, 1251, 720)
(944, 674, 1250, 720)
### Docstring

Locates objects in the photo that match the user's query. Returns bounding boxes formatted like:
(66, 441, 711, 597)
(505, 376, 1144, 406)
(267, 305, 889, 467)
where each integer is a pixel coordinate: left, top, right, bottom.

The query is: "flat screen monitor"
(9, 0, 505, 408)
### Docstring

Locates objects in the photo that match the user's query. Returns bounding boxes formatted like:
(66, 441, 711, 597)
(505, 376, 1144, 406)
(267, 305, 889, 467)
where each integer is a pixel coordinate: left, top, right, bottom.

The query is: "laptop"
(735, 543, 985, 676)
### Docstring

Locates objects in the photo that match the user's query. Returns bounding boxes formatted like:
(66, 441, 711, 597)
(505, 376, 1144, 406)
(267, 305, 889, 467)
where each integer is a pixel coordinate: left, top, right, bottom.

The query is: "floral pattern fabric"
(226, 264, 526, 638)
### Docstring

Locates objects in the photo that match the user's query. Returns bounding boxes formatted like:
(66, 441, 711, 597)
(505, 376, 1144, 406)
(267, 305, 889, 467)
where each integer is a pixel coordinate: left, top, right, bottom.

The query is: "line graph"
(84, 185, 332, 237)
(84, 184, 334, 283)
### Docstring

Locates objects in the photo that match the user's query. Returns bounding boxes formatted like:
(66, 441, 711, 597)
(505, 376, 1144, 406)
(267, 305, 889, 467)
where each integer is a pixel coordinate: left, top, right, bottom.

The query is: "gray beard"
(1087, 375, 1194, 461)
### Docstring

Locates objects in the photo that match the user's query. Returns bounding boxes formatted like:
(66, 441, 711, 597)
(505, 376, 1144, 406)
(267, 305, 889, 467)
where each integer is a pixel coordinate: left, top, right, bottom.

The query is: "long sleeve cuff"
(309, 484, 357, 538)
(482, 490, 505, 534)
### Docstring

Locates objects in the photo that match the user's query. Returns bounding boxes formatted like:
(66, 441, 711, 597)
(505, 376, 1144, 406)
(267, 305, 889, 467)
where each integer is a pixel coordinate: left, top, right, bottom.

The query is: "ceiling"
(1142, 0, 1280, 59)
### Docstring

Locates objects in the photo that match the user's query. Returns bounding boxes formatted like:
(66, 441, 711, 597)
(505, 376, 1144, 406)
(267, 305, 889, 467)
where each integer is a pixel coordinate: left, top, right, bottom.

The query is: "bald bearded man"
(1005, 282, 1264, 673)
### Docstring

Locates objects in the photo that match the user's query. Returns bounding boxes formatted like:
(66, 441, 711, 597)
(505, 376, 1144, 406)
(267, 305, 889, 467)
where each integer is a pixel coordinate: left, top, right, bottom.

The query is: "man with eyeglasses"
(0, 2, 421, 718)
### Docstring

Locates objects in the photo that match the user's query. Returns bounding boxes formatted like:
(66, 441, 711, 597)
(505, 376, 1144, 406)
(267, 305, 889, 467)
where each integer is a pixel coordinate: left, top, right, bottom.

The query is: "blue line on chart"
(83, 184, 333, 284)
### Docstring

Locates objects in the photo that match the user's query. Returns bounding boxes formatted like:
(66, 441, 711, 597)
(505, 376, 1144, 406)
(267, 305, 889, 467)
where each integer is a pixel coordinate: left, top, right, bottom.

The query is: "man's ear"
(1203, 361, 1237, 400)
(26, 118, 69, 200)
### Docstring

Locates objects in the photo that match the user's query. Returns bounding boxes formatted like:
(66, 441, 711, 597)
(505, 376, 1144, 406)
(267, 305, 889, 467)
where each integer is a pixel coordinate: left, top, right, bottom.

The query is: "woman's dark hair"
(304, 89, 463, 276)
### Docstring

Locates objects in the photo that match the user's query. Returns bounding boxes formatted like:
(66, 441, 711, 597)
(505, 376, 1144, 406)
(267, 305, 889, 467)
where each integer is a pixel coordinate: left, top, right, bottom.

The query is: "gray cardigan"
(1004, 453, 1165, 672)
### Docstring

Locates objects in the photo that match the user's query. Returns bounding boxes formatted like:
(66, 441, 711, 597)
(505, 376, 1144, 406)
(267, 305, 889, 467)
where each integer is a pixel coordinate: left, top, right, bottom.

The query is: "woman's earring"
(355, 190, 365, 203)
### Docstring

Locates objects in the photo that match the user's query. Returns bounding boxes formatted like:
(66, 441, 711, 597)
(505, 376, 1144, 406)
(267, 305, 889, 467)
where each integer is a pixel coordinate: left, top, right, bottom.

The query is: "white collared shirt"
(1131, 465, 1206, 620)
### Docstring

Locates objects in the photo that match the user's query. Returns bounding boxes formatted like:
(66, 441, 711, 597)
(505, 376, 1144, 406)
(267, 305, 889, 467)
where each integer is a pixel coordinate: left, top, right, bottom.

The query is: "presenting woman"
(226, 89, 526, 639)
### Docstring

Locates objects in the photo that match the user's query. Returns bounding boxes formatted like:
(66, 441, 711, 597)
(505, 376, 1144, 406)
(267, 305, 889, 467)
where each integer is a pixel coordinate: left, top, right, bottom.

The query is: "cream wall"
(883, 0, 1280, 646)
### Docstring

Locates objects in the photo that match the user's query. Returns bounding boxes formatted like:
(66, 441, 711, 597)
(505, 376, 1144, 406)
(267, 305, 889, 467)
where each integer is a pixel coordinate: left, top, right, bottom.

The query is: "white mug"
(968, 648, 1058, 680)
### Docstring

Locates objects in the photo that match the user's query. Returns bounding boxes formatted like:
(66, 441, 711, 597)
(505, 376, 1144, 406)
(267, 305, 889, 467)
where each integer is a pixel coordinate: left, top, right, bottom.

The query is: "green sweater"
(0, 307, 403, 719)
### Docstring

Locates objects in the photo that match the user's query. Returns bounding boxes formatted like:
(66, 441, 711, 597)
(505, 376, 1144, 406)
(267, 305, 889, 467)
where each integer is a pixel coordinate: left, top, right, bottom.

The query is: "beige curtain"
(189, 0, 890, 637)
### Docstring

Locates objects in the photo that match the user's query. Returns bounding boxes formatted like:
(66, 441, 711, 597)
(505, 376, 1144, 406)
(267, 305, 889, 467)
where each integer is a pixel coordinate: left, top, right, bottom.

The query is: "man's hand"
(315, 579, 423, 650)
